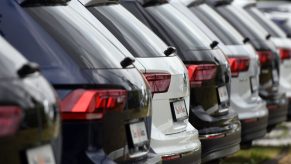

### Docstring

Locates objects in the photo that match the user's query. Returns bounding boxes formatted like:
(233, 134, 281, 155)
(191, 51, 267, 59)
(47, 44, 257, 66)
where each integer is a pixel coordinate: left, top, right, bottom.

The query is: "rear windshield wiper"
(164, 46, 176, 56)
(17, 62, 40, 78)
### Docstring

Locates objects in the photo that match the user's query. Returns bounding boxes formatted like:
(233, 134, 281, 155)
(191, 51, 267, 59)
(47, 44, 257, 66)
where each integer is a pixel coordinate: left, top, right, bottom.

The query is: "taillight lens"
(0, 106, 22, 137)
(279, 48, 291, 62)
(256, 51, 273, 65)
(143, 73, 171, 94)
(186, 64, 217, 87)
(61, 89, 127, 120)
(228, 57, 250, 77)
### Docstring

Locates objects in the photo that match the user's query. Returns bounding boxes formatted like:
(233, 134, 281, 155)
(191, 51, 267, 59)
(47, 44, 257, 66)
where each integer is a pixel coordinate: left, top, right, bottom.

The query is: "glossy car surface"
(120, 0, 241, 162)
(239, 1, 291, 119)
(208, 0, 288, 130)
(79, 1, 201, 163)
(171, 0, 268, 145)
(0, 0, 153, 163)
(0, 36, 61, 164)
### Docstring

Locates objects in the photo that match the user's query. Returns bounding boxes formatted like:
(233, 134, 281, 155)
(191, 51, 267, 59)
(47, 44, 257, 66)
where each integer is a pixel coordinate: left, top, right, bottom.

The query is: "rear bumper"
(200, 121, 241, 163)
(62, 119, 150, 164)
(162, 149, 201, 164)
(117, 152, 161, 164)
(150, 123, 201, 160)
(265, 93, 288, 127)
(241, 114, 268, 143)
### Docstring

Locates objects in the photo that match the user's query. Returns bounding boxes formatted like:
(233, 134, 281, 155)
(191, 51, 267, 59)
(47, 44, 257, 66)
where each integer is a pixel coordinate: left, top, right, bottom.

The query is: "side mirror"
(17, 62, 40, 78)
(164, 46, 176, 56)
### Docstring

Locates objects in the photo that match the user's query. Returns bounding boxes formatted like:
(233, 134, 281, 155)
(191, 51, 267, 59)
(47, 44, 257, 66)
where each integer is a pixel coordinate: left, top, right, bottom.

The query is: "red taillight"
(279, 48, 291, 62)
(0, 106, 22, 137)
(143, 73, 171, 94)
(256, 51, 273, 65)
(243, 118, 257, 123)
(228, 57, 250, 77)
(186, 64, 217, 87)
(162, 154, 181, 161)
(200, 133, 225, 140)
(61, 89, 127, 120)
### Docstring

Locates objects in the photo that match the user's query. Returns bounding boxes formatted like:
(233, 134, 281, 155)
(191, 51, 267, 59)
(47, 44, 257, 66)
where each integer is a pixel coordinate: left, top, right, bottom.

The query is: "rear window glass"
(217, 5, 268, 41)
(192, 4, 243, 45)
(247, 7, 286, 38)
(146, 4, 213, 50)
(25, 2, 130, 69)
(90, 5, 167, 57)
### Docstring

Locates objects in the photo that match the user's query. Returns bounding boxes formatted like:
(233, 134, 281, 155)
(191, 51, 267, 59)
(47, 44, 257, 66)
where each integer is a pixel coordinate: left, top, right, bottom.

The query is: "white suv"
(76, 0, 201, 163)
(235, 0, 291, 120)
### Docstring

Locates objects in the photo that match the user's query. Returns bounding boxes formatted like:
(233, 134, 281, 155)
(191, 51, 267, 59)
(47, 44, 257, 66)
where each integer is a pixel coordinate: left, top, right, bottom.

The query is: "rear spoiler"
(187, 0, 206, 7)
(17, 0, 70, 5)
(205, 0, 233, 7)
(78, 0, 118, 6)
(138, 0, 168, 6)
(244, 2, 256, 8)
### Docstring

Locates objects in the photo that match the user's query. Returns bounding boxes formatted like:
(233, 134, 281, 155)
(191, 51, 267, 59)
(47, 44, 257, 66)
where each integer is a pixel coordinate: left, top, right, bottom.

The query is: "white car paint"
(75, 0, 201, 158)
(170, 0, 268, 121)
(233, 0, 291, 98)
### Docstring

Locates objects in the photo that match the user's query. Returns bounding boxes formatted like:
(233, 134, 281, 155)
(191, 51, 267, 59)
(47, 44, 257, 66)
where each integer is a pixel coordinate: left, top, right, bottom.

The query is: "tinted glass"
(0, 37, 27, 78)
(146, 4, 213, 50)
(277, 19, 291, 36)
(90, 5, 167, 57)
(25, 3, 129, 69)
(217, 5, 269, 41)
(192, 4, 243, 45)
(247, 7, 286, 38)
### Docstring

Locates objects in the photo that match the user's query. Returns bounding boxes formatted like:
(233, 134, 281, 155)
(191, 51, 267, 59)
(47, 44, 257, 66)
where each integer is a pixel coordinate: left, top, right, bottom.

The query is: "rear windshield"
(192, 4, 244, 45)
(146, 4, 213, 50)
(25, 2, 130, 69)
(246, 7, 286, 38)
(0, 38, 27, 78)
(217, 5, 269, 41)
(90, 4, 167, 58)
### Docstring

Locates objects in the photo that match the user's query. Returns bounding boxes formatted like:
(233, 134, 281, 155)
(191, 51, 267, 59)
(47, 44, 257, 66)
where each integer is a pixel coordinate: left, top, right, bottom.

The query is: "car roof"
(232, 0, 255, 7)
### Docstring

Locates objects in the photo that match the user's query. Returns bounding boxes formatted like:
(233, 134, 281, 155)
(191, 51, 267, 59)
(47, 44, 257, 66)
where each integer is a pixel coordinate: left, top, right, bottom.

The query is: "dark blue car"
(0, 0, 153, 163)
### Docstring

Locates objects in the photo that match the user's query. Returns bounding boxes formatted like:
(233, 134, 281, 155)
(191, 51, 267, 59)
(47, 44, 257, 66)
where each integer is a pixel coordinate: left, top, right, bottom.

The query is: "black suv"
(121, 0, 241, 162)
(0, 0, 153, 163)
(0, 36, 61, 164)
